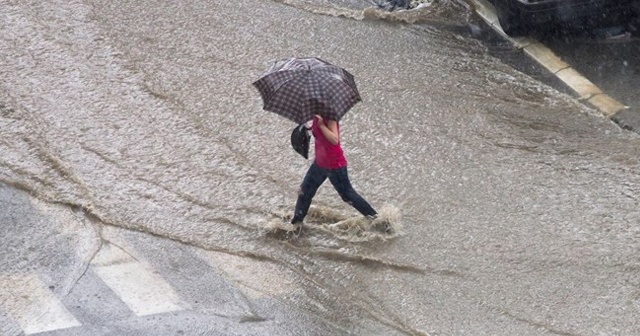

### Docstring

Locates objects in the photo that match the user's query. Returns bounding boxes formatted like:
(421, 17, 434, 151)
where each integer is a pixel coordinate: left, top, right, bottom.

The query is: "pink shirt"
(312, 118, 347, 169)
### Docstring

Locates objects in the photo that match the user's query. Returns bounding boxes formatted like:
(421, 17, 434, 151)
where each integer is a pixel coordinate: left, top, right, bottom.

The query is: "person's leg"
(327, 167, 377, 217)
(292, 163, 327, 224)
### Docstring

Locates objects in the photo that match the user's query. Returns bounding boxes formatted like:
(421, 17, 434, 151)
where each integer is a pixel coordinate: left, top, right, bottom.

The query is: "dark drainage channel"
(462, 15, 576, 98)
(459, 13, 640, 133)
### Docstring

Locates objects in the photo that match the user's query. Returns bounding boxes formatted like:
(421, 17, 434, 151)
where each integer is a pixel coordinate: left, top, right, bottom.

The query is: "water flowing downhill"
(1, 0, 640, 335)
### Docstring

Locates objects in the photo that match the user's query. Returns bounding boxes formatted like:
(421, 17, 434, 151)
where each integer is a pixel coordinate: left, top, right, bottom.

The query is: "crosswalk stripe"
(200, 250, 296, 299)
(90, 243, 184, 316)
(0, 274, 81, 334)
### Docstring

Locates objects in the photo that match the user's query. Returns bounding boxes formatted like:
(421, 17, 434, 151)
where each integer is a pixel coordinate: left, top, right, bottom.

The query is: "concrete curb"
(471, 0, 640, 133)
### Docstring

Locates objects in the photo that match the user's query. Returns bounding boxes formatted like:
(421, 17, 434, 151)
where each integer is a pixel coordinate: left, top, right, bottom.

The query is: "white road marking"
(91, 243, 184, 316)
(200, 250, 297, 299)
(0, 274, 81, 334)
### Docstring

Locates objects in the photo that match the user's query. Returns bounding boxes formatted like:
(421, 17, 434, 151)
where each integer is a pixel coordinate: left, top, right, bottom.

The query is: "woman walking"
(291, 115, 387, 232)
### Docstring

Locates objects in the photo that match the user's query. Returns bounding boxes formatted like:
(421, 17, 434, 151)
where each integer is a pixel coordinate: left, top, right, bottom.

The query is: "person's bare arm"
(315, 115, 340, 145)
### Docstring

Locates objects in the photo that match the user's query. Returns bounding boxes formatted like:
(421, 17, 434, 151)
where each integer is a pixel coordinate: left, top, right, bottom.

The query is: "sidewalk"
(471, 0, 640, 134)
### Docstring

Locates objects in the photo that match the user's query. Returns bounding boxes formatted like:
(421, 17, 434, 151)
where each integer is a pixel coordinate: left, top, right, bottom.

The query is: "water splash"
(263, 204, 403, 242)
(271, 0, 472, 25)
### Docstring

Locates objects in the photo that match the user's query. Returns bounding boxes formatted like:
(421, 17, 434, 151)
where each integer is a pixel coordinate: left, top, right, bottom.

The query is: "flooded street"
(1, 0, 640, 335)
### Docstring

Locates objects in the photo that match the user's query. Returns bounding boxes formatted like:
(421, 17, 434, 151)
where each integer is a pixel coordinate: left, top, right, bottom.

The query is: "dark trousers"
(292, 163, 377, 223)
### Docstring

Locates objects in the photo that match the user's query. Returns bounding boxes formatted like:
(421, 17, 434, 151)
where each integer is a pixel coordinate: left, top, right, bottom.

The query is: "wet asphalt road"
(2, 0, 640, 335)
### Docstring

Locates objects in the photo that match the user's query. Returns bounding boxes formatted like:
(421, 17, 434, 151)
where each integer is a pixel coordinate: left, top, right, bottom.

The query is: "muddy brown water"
(2, 0, 640, 334)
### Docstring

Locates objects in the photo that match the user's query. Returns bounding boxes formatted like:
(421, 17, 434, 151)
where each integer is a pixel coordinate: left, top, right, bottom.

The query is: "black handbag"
(290, 124, 310, 159)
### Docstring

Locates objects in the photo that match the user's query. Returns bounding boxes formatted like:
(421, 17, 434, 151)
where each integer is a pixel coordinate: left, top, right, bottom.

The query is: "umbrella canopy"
(253, 57, 361, 124)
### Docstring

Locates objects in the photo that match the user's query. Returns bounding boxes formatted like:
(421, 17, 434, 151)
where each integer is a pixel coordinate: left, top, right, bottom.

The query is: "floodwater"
(1, 0, 640, 335)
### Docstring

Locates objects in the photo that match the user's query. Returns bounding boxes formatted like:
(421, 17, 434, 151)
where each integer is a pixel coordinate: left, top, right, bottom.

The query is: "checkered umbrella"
(252, 57, 361, 124)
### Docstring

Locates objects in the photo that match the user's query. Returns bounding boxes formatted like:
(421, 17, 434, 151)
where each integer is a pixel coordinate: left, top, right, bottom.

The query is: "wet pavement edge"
(471, 0, 640, 135)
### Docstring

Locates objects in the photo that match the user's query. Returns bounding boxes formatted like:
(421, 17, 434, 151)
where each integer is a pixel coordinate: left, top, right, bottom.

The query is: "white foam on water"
(262, 204, 402, 242)
(314, 204, 403, 242)
(272, 0, 469, 25)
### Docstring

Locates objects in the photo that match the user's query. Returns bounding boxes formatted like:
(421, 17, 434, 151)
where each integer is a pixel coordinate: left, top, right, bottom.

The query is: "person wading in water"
(291, 114, 389, 233)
